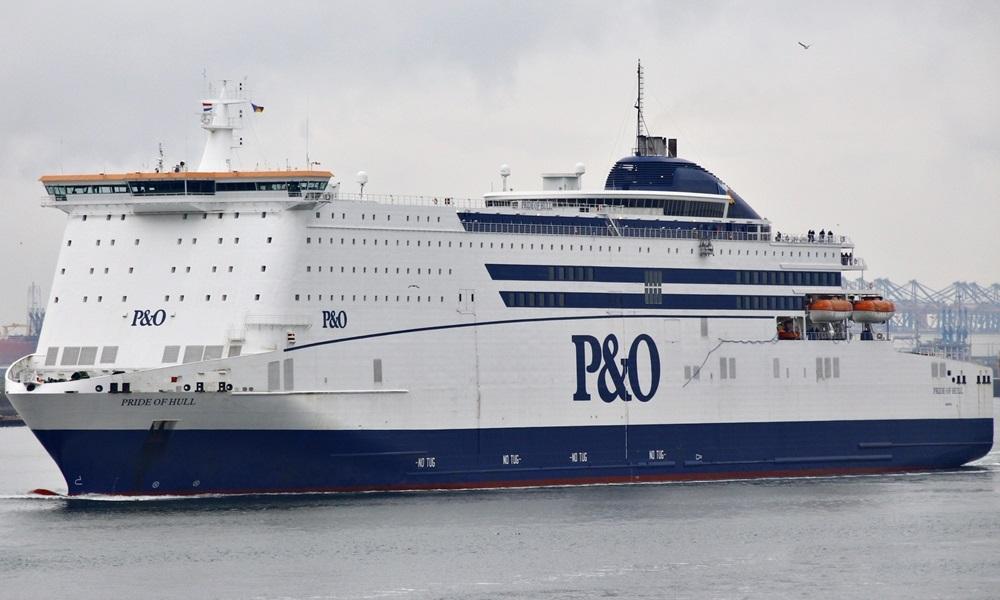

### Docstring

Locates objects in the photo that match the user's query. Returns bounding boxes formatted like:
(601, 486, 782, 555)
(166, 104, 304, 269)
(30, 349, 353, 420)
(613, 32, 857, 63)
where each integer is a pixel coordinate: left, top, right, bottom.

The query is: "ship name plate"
(120, 396, 197, 407)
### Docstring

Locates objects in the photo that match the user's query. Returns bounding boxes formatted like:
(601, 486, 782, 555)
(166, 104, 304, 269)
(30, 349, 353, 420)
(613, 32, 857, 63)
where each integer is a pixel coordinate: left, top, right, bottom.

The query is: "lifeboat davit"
(808, 298, 852, 322)
(852, 298, 895, 323)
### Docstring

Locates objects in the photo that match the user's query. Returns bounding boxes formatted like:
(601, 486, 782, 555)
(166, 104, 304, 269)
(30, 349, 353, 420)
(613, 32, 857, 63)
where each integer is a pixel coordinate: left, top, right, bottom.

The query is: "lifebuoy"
(322, 192, 331, 201)
(876, 333, 884, 340)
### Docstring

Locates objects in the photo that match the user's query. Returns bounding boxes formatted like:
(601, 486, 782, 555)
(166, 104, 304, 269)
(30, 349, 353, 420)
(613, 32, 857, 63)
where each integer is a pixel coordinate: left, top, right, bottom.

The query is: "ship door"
(458, 289, 476, 314)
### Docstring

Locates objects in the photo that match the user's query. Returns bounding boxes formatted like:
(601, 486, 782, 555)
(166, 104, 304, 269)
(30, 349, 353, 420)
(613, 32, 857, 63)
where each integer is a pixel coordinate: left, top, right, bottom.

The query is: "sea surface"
(1, 417, 999, 600)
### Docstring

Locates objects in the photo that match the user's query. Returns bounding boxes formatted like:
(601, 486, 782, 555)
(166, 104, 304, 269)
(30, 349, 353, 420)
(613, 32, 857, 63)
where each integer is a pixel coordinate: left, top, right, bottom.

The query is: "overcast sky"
(0, 0, 997, 324)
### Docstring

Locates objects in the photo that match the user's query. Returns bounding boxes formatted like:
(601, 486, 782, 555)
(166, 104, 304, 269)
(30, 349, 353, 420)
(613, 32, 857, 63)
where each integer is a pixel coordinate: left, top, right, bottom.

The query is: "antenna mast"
(634, 59, 648, 156)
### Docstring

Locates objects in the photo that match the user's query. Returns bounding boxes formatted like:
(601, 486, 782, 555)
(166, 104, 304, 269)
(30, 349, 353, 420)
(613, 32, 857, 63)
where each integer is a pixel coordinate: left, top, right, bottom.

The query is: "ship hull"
(30, 418, 993, 496)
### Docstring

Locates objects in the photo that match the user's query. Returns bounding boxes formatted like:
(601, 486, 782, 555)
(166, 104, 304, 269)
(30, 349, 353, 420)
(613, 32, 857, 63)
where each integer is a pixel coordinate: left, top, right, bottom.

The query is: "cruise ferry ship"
(5, 74, 995, 496)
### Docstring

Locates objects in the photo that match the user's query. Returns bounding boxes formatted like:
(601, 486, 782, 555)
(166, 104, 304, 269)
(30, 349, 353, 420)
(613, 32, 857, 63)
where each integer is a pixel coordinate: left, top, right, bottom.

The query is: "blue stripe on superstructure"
(485, 264, 843, 287)
(285, 313, 774, 352)
(33, 418, 993, 496)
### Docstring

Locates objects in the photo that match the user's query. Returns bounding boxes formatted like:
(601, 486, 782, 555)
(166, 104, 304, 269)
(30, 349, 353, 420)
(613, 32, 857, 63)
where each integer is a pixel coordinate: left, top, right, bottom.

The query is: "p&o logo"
(131, 309, 166, 327)
(572, 334, 660, 402)
(321, 310, 348, 329)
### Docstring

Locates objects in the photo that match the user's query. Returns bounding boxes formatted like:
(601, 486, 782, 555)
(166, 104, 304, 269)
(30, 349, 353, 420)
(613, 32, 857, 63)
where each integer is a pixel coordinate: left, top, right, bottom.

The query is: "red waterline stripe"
(65, 465, 942, 498)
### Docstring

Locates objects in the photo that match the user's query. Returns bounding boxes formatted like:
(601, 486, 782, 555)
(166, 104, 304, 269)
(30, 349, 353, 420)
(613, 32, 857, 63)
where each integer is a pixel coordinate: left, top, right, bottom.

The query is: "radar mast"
(635, 60, 649, 156)
(632, 61, 675, 158)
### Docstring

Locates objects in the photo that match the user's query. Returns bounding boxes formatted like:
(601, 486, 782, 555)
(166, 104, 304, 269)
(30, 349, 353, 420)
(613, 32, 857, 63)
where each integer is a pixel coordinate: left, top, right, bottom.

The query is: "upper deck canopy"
(605, 155, 761, 220)
(40, 169, 332, 184)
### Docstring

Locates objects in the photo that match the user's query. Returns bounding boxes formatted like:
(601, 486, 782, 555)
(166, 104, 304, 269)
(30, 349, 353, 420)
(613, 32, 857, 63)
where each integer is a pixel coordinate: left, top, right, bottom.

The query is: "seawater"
(1, 418, 999, 600)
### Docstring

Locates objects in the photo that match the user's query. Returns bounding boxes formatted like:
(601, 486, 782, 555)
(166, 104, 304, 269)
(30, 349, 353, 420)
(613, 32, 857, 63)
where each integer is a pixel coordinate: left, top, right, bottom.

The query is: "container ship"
(5, 71, 994, 496)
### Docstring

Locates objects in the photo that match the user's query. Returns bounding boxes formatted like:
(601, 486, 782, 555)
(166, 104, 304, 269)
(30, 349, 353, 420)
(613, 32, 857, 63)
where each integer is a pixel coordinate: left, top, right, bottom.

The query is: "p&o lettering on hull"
(572, 334, 661, 402)
(131, 309, 166, 327)
(321, 310, 348, 329)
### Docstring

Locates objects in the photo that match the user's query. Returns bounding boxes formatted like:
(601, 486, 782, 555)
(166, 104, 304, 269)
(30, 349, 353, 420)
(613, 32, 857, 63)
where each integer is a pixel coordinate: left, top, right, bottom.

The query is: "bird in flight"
(798, 42, 812, 49)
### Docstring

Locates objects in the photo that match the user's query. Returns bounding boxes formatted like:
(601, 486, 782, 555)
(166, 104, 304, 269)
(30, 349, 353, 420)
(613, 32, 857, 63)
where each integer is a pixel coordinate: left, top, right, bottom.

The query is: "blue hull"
(33, 418, 994, 496)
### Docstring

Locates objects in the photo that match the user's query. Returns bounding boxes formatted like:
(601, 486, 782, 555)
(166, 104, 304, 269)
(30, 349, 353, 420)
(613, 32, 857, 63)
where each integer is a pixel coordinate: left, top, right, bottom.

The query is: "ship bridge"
(40, 170, 333, 214)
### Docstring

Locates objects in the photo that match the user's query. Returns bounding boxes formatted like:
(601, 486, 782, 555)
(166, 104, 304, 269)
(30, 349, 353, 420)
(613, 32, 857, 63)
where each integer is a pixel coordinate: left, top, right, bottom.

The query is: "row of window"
(312, 236, 630, 253)
(719, 357, 737, 379)
(293, 293, 472, 304)
(47, 180, 326, 197)
(61, 265, 246, 276)
(65, 236, 253, 248)
(61, 266, 134, 275)
(684, 358, 843, 382)
(644, 270, 664, 305)
(315, 211, 442, 224)
(483, 197, 727, 218)
(736, 296, 807, 311)
(170, 265, 240, 274)
(175, 237, 245, 245)
(162, 344, 242, 364)
(69, 264, 458, 277)
(81, 214, 127, 221)
(310, 234, 839, 263)
(65, 224, 838, 266)
(505, 292, 567, 308)
(54, 293, 262, 303)
(310, 265, 453, 276)
(735, 270, 840, 287)
(79, 211, 269, 222)
(930, 362, 951, 378)
(44, 346, 118, 367)
(815, 357, 842, 380)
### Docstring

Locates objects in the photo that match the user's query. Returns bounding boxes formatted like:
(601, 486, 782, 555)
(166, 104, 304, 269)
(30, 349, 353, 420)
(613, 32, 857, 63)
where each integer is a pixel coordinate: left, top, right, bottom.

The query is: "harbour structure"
(4, 72, 994, 496)
(1, 285, 43, 421)
(845, 277, 1000, 357)
(0, 284, 44, 368)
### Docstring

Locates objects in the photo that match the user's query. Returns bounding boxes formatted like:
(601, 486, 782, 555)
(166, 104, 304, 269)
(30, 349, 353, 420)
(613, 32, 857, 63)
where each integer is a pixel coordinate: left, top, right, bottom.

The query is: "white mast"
(197, 80, 253, 172)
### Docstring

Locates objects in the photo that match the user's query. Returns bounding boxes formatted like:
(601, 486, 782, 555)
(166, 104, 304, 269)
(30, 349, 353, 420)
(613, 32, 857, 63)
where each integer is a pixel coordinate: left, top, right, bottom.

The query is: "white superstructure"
(5, 75, 994, 496)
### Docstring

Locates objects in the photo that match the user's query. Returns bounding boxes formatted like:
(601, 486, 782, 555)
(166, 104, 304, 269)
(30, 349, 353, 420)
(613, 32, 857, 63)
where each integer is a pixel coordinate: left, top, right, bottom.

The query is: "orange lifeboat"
(852, 298, 895, 323)
(808, 298, 852, 322)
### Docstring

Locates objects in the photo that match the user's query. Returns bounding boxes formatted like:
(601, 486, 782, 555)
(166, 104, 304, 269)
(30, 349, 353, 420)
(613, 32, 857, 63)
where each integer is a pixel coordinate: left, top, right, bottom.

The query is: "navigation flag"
(251, 103, 264, 113)
(201, 102, 213, 113)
